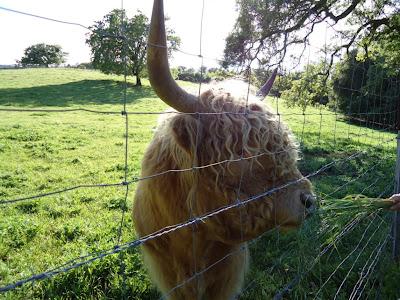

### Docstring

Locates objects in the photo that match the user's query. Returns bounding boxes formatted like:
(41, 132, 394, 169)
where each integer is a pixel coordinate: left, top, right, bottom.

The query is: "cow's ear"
(171, 115, 203, 154)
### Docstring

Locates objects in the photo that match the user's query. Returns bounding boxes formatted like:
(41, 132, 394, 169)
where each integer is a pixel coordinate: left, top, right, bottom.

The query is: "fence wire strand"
(349, 234, 391, 300)
(0, 6, 89, 29)
(1, 2, 399, 299)
(272, 180, 395, 300)
(0, 151, 369, 293)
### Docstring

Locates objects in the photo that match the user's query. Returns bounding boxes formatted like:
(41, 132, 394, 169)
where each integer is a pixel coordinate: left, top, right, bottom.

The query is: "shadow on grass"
(338, 115, 397, 134)
(295, 133, 395, 183)
(0, 80, 156, 107)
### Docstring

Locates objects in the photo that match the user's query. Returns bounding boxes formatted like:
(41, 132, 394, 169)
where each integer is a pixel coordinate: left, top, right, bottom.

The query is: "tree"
(362, 14, 400, 74)
(86, 9, 180, 86)
(332, 50, 399, 127)
(281, 63, 330, 111)
(19, 44, 67, 67)
(176, 66, 212, 83)
(223, 0, 400, 72)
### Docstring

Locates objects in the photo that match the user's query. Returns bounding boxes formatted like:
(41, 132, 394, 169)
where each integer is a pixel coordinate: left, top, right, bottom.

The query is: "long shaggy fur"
(133, 87, 313, 299)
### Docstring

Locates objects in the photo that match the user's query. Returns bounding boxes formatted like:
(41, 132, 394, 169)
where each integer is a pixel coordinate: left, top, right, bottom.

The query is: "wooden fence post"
(393, 131, 400, 262)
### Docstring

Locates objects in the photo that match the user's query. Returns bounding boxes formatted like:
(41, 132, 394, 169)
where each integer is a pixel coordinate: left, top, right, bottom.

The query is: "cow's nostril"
(301, 193, 315, 209)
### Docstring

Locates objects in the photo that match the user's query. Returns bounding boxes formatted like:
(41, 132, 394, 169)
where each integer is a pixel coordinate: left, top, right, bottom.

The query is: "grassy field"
(0, 68, 399, 299)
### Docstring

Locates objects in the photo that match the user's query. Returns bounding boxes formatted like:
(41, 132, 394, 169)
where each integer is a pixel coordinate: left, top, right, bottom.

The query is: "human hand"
(389, 194, 400, 211)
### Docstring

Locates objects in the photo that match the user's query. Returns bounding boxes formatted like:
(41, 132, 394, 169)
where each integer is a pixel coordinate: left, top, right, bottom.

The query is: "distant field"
(0, 68, 398, 299)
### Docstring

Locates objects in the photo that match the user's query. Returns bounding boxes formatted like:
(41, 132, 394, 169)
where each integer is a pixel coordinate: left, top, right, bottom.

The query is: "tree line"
(18, 1, 399, 127)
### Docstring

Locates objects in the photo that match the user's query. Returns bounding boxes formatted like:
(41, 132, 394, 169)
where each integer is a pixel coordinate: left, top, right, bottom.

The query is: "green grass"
(0, 68, 399, 299)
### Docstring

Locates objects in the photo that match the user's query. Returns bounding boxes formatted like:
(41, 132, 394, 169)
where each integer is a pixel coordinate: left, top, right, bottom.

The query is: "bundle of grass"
(321, 194, 394, 215)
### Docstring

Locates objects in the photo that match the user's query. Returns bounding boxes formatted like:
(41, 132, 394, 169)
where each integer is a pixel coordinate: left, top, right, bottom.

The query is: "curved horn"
(148, 0, 201, 113)
(257, 68, 278, 99)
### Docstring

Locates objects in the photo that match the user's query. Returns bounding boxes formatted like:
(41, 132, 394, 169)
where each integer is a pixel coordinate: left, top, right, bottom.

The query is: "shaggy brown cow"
(133, 1, 315, 299)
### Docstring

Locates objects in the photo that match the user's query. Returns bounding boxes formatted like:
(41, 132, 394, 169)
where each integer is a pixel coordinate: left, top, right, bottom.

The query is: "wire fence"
(0, 2, 399, 299)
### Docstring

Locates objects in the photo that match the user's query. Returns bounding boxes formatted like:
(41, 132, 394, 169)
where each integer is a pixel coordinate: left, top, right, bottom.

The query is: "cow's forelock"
(156, 88, 300, 197)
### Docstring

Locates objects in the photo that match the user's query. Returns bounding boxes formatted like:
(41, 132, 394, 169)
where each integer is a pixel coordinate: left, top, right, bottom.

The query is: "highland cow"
(133, 1, 315, 299)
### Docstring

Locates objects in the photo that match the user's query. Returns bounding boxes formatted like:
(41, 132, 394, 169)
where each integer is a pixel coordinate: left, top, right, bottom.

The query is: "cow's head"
(147, 0, 315, 241)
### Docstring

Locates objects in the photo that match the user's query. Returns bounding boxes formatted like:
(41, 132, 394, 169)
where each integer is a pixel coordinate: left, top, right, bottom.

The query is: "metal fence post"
(393, 131, 400, 262)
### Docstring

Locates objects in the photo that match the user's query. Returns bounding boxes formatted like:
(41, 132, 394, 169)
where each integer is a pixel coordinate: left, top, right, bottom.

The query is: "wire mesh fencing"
(0, 2, 400, 299)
